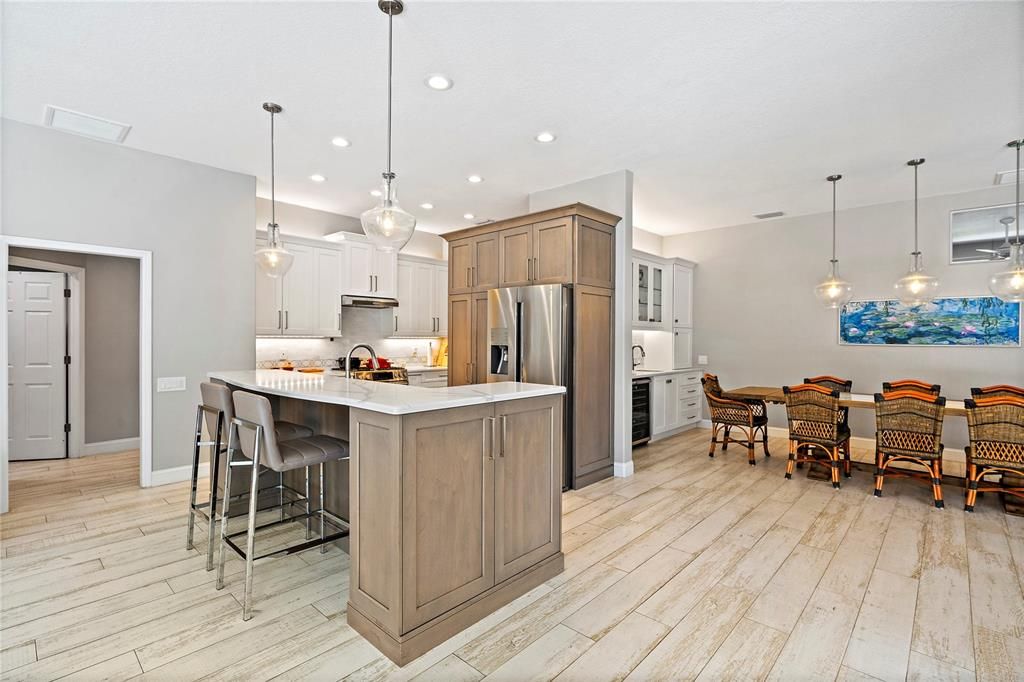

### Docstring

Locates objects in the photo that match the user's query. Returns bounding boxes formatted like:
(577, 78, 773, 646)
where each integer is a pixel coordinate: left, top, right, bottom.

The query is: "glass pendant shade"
(255, 223, 294, 278)
(361, 175, 416, 253)
(989, 243, 1024, 302)
(814, 262, 854, 309)
(894, 252, 940, 306)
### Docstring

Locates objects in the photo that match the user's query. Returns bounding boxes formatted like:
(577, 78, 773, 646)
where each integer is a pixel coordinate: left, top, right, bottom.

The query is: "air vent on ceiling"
(995, 170, 1019, 186)
(44, 105, 131, 143)
(753, 211, 785, 220)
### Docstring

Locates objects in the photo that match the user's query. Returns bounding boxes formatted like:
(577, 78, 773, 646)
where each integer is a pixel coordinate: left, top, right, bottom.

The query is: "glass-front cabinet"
(633, 257, 667, 328)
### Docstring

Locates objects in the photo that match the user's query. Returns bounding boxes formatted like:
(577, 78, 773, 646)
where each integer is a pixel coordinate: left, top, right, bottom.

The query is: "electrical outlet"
(697, 355, 709, 366)
(157, 376, 187, 392)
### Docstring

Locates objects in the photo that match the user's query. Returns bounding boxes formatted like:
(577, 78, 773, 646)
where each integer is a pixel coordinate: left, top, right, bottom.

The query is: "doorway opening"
(1, 237, 153, 514)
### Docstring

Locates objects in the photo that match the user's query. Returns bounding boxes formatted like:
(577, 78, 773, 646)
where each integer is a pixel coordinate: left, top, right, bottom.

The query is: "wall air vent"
(753, 211, 785, 220)
(995, 170, 1019, 186)
(43, 105, 131, 143)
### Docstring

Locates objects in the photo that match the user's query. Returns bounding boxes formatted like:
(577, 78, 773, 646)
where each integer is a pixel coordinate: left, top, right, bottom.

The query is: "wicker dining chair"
(783, 384, 851, 488)
(971, 385, 1024, 399)
(803, 376, 854, 473)
(873, 390, 947, 508)
(882, 379, 941, 396)
(964, 395, 1024, 512)
(701, 373, 770, 466)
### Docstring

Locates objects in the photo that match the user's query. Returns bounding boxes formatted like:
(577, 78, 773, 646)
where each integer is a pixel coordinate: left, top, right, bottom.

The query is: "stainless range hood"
(342, 295, 399, 309)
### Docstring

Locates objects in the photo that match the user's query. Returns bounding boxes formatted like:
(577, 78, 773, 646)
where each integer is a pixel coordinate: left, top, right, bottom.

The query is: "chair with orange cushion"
(882, 379, 941, 396)
(873, 390, 947, 508)
(964, 395, 1024, 512)
(783, 384, 850, 488)
(971, 385, 1024, 400)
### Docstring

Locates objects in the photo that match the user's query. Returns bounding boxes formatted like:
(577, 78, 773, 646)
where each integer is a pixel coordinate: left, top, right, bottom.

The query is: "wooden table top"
(723, 385, 968, 417)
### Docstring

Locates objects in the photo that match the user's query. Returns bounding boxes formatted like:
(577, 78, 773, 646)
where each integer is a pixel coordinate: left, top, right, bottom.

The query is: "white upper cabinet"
(672, 263, 693, 328)
(632, 254, 670, 330)
(394, 256, 448, 337)
(346, 240, 373, 295)
(255, 238, 283, 335)
(673, 327, 693, 369)
(280, 242, 315, 335)
(314, 247, 344, 336)
(372, 248, 397, 297)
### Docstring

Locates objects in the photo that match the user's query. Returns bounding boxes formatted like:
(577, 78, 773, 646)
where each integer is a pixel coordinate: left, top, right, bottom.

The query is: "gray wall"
(2, 119, 255, 473)
(9, 247, 140, 443)
(256, 197, 447, 260)
(662, 185, 1024, 452)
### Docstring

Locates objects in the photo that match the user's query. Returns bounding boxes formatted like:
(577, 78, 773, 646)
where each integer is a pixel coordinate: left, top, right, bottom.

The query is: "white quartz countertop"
(209, 369, 565, 416)
(632, 367, 703, 378)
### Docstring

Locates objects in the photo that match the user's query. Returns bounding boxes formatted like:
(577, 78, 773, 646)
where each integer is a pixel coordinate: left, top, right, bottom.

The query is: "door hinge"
(64, 355, 71, 365)
(64, 423, 71, 433)
(64, 288, 71, 298)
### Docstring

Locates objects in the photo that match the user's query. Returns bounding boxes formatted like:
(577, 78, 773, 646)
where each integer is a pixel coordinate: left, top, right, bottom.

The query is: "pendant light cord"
(831, 178, 838, 263)
(386, 9, 393, 179)
(270, 108, 276, 227)
(1015, 140, 1021, 245)
(913, 161, 919, 255)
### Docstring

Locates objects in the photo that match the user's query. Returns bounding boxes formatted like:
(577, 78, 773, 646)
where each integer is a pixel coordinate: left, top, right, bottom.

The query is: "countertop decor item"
(839, 296, 1020, 346)
(360, 0, 416, 253)
(254, 102, 294, 278)
(814, 173, 854, 308)
(893, 158, 940, 306)
(989, 139, 1024, 302)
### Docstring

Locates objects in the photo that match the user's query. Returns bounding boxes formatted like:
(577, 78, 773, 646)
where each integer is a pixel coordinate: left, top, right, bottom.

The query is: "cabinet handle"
(338, 312, 342, 331)
(284, 311, 289, 330)
(666, 379, 673, 384)
(500, 415, 507, 458)
(369, 275, 373, 291)
(485, 417, 495, 460)
(277, 310, 282, 330)
(394, 315, 398, 332)
(466, 268, 471, 287)
(375, 275, 379, 291)
(472, 266, 476, 287)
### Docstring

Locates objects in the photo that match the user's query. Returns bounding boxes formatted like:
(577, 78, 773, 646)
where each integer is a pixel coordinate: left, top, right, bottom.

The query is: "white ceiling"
(3, 1, 1022, 236)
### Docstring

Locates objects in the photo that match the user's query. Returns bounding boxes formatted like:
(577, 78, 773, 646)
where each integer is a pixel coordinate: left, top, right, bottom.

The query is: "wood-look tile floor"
(3, 432, 1024, 681)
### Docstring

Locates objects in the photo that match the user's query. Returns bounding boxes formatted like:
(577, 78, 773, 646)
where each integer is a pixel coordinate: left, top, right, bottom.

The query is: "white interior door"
(7, 271, 67, 460)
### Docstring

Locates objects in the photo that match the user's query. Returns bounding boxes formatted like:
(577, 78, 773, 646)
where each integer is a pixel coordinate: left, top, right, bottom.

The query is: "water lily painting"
(839, 297, 1020, 346)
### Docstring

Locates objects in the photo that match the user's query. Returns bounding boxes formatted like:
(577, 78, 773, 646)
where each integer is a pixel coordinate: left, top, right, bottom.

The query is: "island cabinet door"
(493, 395, 563, 582)
(400, 404, 495, 631)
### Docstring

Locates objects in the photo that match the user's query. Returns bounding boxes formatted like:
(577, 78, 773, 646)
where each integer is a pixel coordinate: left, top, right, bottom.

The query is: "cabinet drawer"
(678, 384, 701, 402)
(680, 370, 702, 386)
(678, 410, 701, 428)
(679, 395, 701, 413)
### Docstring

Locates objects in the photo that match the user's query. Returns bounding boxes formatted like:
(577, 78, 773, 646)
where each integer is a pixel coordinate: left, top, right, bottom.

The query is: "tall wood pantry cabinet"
(442, 203, 619, 488)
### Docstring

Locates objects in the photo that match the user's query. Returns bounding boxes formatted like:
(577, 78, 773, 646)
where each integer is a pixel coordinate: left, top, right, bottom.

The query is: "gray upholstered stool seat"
(217, 389, 351, 620)
(187, 382, 313, 571)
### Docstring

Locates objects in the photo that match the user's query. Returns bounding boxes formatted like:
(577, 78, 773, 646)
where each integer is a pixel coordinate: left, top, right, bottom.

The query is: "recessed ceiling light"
(467, 175, 483, 184)
(463, 213, 475, 220)
(425, 74, 453, 91)
(370, 189, 382, 197)
(534, 131, 556, 143)
(44, 105, 131, 143)
(420, 203, 434, 210)
(310, 174, 326, 183)
(331, 137, 350, 148)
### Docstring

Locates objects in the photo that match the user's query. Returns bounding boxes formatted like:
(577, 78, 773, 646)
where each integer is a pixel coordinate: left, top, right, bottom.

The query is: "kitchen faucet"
(345, 343, 380, 378)
(631, 344, 646, 370)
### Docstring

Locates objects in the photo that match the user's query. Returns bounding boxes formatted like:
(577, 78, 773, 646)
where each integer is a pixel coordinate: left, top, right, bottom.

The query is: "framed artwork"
(839, 297, 1021, 346)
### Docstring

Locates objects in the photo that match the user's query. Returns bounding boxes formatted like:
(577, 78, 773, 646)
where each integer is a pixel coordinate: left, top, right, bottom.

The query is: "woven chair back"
(971, 385, 1024, 400)
(784, 384, 841, 442)
(873, 390, 946, 457)
(803, 375, 853, 393)
(882, 379, 941, 396)
(965, 396, 1024, 466)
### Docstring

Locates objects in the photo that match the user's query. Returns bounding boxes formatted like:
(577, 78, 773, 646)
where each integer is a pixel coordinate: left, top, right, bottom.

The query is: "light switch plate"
(697, 355, 708, 365)
(157, 376, 187, 392)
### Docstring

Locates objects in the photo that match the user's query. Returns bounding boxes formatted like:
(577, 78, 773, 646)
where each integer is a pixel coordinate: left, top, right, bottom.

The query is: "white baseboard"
(148, 462, 209, 487)
(81, 437, 141, 457)
(613, 460, 635, 478)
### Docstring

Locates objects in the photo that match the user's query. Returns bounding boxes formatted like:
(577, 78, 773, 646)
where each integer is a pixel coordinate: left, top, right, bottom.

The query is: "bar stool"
(216, 390, 350, 620)
(187, 382, 314, 570)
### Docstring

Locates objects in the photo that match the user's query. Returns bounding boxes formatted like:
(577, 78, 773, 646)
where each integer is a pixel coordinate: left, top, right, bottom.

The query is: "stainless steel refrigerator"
(487, 284, 574, 487)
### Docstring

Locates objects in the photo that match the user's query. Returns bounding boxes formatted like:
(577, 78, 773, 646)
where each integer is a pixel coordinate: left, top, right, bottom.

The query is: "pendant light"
(360, 0, 416, 253)
(254, 102, 294, 278)
(988, 139, 1024, 302)
(893, 158, 939, 306)
(814, 174, 854, 308)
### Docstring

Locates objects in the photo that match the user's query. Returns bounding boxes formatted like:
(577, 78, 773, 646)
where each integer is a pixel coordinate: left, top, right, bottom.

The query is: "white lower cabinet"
(652, 369, 703, 437)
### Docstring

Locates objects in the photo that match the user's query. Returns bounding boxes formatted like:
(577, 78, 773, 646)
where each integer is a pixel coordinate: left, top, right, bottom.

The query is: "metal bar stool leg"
(205, 412, 223, 571)
(186, 405, 204, 551)
(242, 426, 263, 621)
(305, 465, 312, 540)
(319, 461, 327, 554)
(216, 419, 239, 590)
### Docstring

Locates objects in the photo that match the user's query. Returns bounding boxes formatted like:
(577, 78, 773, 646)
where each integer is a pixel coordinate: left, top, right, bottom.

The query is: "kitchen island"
(209, 369, 565, 665)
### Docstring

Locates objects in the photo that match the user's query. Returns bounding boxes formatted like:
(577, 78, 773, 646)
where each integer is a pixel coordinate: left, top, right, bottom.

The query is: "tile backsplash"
(256, 308, 444, 369)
